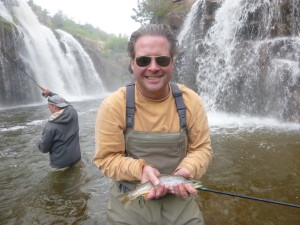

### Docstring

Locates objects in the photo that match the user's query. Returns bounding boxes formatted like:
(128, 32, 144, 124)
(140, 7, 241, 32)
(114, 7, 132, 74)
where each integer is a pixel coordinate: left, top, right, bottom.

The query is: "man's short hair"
(127, 24, 178, 60)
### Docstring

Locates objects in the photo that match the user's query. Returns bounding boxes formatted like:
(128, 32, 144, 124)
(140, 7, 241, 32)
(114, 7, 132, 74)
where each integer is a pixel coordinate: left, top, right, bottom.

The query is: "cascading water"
(53, 29, 104, 97)
(0, 0, 105, 107)
(175, 0, 300, 122)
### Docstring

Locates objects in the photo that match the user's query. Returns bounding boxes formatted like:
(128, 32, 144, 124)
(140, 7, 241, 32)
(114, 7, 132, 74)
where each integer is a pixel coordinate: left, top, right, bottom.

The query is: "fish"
(117, 174, 202, 208)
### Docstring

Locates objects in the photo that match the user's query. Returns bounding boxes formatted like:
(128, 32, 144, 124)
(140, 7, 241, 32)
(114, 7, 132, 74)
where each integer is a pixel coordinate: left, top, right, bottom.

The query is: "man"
(94, 24, 212, 224)
(37, 89, 81, 171)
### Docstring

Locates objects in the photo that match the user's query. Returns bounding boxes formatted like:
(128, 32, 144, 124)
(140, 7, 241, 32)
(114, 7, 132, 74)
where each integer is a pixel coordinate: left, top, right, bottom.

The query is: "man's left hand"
(170, 168, 198, 198)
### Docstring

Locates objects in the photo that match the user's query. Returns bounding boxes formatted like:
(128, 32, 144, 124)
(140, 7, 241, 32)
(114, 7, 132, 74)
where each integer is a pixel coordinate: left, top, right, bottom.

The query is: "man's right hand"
(42, 88, 51, 97)
(141, 165, 169, 200)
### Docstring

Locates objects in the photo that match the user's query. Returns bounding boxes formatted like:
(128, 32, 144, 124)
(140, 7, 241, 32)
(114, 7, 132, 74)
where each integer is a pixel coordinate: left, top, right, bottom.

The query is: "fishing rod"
(1, 49, 45, 91)
(197, 187, 300, 209)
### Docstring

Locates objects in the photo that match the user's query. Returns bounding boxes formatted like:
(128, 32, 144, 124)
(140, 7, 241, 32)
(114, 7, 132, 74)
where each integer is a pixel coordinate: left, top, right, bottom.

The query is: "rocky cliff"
(1, 0, 299, 122)
(174, 0, 300, 122)
(73, 34, 133, 92)
(162, 0, 196, 34)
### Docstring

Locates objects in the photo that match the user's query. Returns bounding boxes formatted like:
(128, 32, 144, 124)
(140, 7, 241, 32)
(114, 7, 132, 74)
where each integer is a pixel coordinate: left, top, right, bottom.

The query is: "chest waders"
(119, 83, 188, 190)
(107, 83, 205, 225)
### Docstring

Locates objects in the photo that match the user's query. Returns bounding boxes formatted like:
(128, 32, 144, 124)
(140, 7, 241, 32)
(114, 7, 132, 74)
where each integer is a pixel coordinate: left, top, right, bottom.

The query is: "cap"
(48, 95, 69, 108)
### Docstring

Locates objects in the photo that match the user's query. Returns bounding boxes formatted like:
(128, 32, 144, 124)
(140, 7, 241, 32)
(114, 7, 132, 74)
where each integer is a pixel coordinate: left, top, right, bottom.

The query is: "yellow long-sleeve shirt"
(94, 83, 212, 181)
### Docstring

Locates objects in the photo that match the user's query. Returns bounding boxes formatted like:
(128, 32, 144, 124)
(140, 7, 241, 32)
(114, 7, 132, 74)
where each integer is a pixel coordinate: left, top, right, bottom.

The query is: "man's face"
(130, 35, 174, 100)
(48, 104, 58, 114)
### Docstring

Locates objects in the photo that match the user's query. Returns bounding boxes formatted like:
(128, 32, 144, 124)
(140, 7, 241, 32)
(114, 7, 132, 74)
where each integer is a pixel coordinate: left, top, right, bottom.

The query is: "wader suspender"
(126, 83, 187, 129)
(170, 83, 187, 129)
(126, 83, 135, 129)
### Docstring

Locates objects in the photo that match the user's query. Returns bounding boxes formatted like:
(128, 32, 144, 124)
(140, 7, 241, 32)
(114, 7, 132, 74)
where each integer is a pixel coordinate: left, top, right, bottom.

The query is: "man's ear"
(53, 105, 61, 112)
(128, 64, 133, 74)
(128, 60, 134, 74)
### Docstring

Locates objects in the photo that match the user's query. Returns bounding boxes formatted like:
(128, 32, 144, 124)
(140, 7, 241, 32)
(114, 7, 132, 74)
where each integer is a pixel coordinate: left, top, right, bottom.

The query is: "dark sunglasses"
(135, 56, 171, 67)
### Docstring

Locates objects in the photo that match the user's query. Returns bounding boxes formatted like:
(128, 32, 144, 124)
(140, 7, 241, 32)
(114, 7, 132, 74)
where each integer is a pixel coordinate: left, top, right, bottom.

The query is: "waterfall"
(176, 0, 300, 122)
(0, 1, 12, 22)
(0, 0, 105, 107)
(54, 29, 104, 97)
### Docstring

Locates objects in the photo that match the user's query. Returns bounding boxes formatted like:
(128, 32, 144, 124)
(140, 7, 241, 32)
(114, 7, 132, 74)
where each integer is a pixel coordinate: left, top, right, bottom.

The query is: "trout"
(117, 174, 202, 208)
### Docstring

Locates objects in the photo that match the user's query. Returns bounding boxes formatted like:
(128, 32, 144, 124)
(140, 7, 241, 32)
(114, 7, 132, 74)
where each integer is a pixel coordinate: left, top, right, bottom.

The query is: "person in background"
(37, 88, 81, 171)
(94, 24, 212, 224)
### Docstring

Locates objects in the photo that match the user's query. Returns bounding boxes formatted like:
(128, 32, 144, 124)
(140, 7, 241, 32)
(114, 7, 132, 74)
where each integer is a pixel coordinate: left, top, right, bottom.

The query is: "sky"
(31, 0, 141, 36)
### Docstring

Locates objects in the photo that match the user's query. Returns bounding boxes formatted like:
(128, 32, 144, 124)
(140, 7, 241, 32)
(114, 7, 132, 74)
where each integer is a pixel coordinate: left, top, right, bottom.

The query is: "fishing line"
(1, 48, 44, 90)
(197, 187, 300, 209)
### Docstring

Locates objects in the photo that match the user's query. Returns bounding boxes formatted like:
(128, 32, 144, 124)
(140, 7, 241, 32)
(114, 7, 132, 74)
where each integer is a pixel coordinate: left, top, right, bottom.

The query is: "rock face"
(73, 34, 132, 92)
(163, 0, 196, 34)
(0, 20, 42, 106)
(174, 0, 300, 122)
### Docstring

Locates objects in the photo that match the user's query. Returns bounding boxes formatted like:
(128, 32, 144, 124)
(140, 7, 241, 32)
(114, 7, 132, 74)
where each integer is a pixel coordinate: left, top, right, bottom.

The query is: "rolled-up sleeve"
(177, 94, 213, 179)
(94, 91, 148, 181)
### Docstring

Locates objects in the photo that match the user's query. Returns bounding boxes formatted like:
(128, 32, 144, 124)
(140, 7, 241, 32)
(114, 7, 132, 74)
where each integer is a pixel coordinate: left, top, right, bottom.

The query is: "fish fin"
(120, 194, 138, 209)
(140, 192, 150, 197)
(117, 193, 131, 208)
(117, 192, 137, 209)
(158, 174, 168, 177)
(117, 192, 149, 209)
(122, 198, 135, 209)
(122, 193, 149, 209)
(117, 192, 128, 200)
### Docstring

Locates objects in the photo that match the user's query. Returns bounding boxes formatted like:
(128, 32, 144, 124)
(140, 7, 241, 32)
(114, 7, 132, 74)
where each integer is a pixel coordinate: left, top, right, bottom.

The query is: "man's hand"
(170, 168, 198, 198)
(141, 165, 169, 200)
(42, 88, 51, 97)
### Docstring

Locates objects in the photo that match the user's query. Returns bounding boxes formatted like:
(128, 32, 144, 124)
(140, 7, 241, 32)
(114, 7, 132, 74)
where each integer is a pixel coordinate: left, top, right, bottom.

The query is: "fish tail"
(117, 193, 135, 209)
(122, 192, 150, 209)
(122, 198, 135, 209)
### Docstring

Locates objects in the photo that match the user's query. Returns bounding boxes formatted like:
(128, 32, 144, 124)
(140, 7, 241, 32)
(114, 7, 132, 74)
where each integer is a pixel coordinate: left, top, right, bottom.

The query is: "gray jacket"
(38, 94, 81, 168)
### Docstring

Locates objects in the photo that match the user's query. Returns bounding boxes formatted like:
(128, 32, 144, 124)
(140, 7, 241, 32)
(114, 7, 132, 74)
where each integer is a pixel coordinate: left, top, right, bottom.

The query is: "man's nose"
(147, 58, 160, 71)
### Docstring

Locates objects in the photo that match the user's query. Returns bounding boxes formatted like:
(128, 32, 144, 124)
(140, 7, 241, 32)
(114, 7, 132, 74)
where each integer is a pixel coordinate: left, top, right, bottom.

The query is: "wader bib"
(120, 82, 188, 190)
(107, 83, 204, 225)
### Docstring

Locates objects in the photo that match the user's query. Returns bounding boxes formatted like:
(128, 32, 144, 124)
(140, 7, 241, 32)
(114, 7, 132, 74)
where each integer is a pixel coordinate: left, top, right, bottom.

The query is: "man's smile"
(145, 75, 163, 80)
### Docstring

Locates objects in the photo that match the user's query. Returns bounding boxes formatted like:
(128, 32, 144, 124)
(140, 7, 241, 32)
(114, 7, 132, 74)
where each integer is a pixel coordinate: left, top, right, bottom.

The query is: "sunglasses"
(135, 56, 171, 67)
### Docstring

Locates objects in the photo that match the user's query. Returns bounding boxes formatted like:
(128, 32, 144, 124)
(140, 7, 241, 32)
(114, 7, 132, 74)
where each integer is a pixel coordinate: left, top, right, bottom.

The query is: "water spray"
(2, 49, 45, 91)
(197, 187, 300, 209)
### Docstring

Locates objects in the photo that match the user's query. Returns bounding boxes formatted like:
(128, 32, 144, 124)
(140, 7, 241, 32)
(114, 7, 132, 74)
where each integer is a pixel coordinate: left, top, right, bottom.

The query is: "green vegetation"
(132, 0, 173, 24)
(28, 0, 186, 52)
(51, 11, 108, 41)
(131, 0, 185, 24)
(0, 17, 15, 35)
(104, 34, 128, 52)
(28, 0, 129, 53)
(0, 17, 14, 26)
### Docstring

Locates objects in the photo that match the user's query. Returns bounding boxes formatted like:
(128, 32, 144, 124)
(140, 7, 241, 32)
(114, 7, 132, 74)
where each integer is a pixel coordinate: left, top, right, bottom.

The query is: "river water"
(0, 98, 299, 225)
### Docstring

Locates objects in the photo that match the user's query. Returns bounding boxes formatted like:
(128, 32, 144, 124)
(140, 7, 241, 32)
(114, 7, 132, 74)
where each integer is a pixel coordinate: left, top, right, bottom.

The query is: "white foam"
(0, 120, 45, 132)
(208, 111, 300, 132)
(0, 126, 26, 132)
(0, 1, 13, 23)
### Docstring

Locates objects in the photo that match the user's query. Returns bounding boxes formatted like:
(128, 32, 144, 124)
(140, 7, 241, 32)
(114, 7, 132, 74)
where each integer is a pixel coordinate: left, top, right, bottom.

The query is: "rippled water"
(0, 99, 299, 225)
(202, 114, 300, 225)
